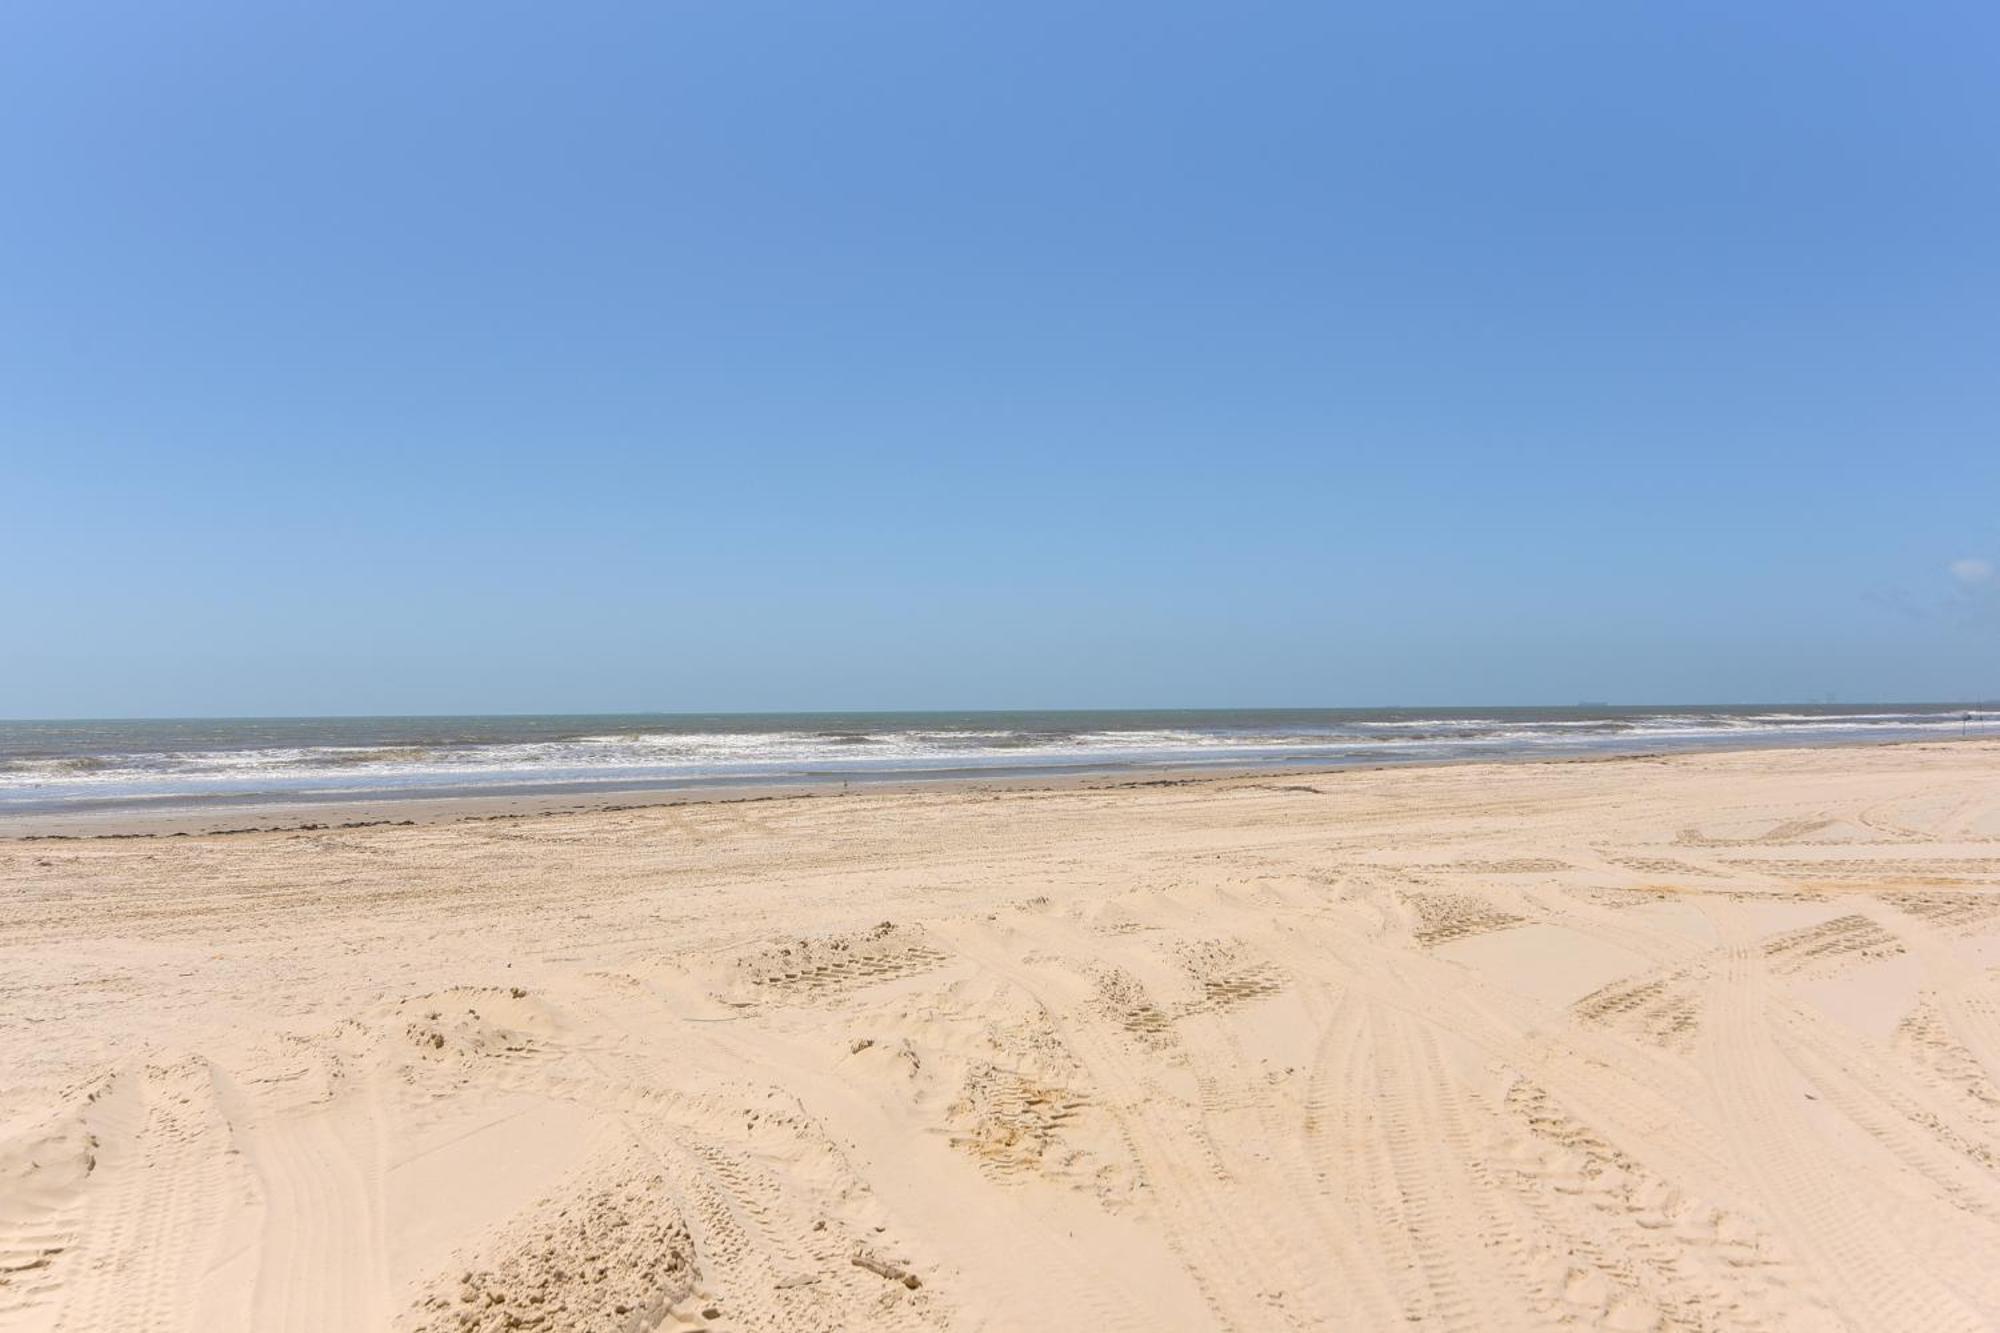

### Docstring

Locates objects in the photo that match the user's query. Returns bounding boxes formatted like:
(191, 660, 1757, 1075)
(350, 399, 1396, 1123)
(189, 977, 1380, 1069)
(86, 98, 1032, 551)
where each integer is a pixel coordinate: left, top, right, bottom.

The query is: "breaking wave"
(0, 706, 1987, 813)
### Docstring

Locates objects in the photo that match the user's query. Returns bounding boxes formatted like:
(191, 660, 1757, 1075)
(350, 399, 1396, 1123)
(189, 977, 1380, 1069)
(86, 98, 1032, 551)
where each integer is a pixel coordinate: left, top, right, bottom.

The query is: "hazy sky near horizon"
(3, 2, 1997, 717)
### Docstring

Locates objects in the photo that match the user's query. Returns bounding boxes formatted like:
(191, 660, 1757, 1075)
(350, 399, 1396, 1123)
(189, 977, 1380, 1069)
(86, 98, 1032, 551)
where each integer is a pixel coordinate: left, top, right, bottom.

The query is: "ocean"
(0, 705, 1988, 818)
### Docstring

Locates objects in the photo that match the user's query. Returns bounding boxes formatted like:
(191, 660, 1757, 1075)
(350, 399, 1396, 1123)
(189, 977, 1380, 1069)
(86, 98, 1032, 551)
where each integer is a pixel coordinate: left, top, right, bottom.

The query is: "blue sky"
(3, 2, 1996, 716)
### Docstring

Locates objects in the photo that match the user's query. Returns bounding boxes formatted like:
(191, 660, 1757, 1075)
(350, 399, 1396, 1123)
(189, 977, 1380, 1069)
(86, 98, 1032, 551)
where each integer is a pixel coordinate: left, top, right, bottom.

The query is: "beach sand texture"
(7, 742, 2000, 1330)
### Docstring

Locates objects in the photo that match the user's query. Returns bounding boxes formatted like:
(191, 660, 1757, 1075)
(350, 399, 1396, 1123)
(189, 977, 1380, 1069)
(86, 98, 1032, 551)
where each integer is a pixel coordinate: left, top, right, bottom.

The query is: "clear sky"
(3, 2, 1996, 716)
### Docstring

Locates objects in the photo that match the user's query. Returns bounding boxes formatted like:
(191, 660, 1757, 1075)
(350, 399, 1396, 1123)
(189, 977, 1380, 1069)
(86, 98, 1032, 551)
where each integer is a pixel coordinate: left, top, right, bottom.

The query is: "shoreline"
(4, 732, 1986, 839)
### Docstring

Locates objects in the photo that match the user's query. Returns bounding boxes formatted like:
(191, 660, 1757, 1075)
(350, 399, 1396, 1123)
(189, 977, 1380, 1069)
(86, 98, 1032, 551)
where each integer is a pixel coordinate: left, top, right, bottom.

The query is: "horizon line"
(2, 699, 1995, 725)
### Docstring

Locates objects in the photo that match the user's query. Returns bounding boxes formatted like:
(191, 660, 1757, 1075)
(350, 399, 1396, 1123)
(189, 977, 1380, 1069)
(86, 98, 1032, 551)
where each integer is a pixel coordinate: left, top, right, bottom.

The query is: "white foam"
(1, 710, 1984, 810)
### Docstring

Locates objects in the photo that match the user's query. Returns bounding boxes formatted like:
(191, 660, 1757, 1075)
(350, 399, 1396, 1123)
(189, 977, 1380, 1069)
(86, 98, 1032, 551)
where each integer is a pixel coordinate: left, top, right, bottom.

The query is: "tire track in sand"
(208, 1060, 389, 1333)
(1360, 1006, 1542, 1331)
(53, 1060, 253, 1333)
(952, 931, 1320, 1330)
(1698, 924, 1988, 1332)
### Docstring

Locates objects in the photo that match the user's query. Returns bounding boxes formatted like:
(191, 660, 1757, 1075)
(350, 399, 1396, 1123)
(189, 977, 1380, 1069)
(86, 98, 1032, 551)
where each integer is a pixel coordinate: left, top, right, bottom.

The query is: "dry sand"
(7, 742, 2000, 1330)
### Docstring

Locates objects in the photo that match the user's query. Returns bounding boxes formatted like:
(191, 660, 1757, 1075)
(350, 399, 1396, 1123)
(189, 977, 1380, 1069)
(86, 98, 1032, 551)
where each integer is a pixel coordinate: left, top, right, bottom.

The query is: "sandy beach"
(6, 741, 2000, 1330)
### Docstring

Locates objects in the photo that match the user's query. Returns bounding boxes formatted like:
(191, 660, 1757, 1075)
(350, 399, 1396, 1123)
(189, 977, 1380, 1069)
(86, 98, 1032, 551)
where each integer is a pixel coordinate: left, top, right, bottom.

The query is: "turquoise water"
(0, 705, 1988, 816)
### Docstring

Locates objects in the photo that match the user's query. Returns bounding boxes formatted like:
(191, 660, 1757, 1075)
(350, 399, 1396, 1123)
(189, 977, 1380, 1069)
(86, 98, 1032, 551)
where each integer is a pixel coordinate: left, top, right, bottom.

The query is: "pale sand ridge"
(6, 742, 2000, 1329)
